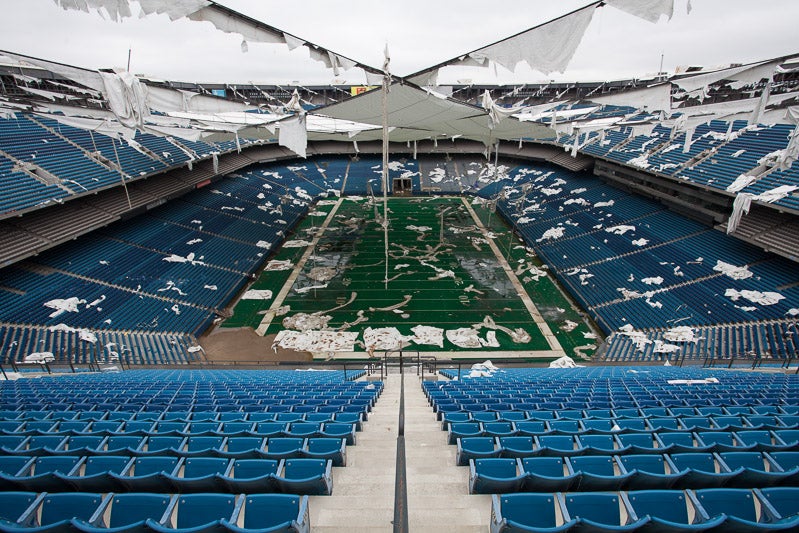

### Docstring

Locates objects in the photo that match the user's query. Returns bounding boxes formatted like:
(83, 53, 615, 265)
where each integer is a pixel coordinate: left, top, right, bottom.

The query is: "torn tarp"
(278, 114, 308, 158)
(468, 4, 596, 75)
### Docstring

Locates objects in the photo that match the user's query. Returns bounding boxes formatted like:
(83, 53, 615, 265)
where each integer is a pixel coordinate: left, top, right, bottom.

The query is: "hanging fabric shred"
(606, 0, 675, 23)
(278, 115, 307, 158)
(727, 193, 753, 233)
(468, 5, 596, 75)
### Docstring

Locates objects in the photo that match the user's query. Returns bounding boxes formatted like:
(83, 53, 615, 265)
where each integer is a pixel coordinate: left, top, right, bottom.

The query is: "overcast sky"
(2, 0, 798, 86)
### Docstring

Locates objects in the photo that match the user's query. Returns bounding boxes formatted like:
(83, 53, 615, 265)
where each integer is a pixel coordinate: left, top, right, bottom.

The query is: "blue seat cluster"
(0, 113, 235, 217)
(479, 160, 798, 340)
(0, 369, 383, 530)
(0, 455, 334, 495)
(490, 488, 799, 533)
(425, 366, 799, 531)
(0, 491, 309, 533)
(468, 451, 799, 493)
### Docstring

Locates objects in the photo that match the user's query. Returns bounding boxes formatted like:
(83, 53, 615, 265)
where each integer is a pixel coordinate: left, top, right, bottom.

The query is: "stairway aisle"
(404, 373, 492, 532)
(310, 373, 399, 532)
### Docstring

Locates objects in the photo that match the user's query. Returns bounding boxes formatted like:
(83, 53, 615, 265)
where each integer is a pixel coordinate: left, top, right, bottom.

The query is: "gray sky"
(2, 0, 799, 86)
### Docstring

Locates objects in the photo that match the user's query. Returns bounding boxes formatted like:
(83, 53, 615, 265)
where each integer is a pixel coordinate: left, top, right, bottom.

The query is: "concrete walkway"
(310, 371, 492, 532)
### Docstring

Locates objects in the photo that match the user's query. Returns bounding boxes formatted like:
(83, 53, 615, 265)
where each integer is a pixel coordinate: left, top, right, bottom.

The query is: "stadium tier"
(0, 117, 796, 364)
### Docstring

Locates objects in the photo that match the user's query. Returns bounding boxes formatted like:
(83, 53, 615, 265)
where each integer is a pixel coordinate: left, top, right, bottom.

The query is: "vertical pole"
(381, 54, 390, 290)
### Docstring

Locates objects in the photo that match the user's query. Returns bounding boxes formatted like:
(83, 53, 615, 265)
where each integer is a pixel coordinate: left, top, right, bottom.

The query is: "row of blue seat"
(440, 405, 798, 421)
(0, 491, 309, 533)
(442, 414, 798, 432)
(453, 431, 799, 465)
(0, 436, 347, 464)
(448, 419, 799, 440)
(490, 488, 799, 533)
(469, 451, 799, 493)
(0, 455, 332, 495)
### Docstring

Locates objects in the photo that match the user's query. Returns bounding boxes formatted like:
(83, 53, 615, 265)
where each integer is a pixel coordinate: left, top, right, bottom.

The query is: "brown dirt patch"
(199, 327, 312, 363)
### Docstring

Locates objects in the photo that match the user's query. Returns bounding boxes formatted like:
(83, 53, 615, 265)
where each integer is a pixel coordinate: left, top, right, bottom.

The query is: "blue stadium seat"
(0, 492, 43, 525)
(490, 493, 574, 533)
(456, 437, 499, 466)
(689, 488, 788, 530)
(217, 459, 280, 493)
(221, 437, 266, 459)
(468, 458, 526, 494)
(7, 455, 84, 492)
(666, 453, 734, 489)
(625, 490, 724, 531)
(220, 494, 309, 533)
(164, 457, 232, 493)
(520, 457, 578, 492)
(304, 438, 346, 467)
(568, 455, 631, 491)
(274, 458, 333, 496)
(110, 456, 182, 492)
(617, 454, 683, 490)
(498, 436, 536, 458)
(59, 455, 134, 492)
(146, 493, 240, 533)
(319, 423, 356, 445)
(72, 493, 174, 533)
(758, 487, 799, 523)
(7, 492, 109, 533)
(559, 492, 636, 531)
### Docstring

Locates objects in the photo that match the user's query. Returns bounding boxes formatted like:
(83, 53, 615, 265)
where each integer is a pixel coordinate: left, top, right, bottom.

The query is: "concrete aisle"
(405, 373, 492, 532)
(310, 371, 491, 532)
(310, 373, 399, 532)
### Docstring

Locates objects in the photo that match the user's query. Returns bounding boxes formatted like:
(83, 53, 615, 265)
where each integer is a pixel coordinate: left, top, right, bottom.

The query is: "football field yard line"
(461, 196, 565, 355)
(255, 197, 344, 336)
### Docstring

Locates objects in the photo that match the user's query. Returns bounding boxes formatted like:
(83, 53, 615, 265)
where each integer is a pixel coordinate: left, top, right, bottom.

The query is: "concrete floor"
(309, 372, 492, 532)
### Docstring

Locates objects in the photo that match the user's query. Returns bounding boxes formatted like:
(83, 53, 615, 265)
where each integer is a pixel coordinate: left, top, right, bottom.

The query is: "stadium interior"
(1, 0, 799, 531)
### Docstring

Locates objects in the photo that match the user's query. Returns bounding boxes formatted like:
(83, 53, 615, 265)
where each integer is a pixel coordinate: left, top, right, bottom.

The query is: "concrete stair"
(310, 370, 491, 532)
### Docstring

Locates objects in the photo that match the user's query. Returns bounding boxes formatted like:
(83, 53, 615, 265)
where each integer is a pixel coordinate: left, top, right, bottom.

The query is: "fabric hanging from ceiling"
(146, 85, 258, 114)
(316, 82, 552, 144)
(138, 0, 210, 21)
(99, 69, 150, 128)
(187, 7, 285, 44)
(606, 0, 674, 23)
(3, 52, 105, 93)
(589, 83, 672, 113)
(18, 86, 78, 101)
(35, 112, 136, 139)
(727, 193, 753, 233)
(143, 124, 203, 142)
(51, 0, 209, 22)
(673, 59, 783, 96)
(750, 77, 773, 125)
(279, 115, 308, 158)
(51, 0, 132, 22)
(759, 125, 799, 171)
(467, 5, 596, 75)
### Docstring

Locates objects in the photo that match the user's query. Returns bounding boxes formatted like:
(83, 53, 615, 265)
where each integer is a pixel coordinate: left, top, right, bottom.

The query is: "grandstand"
(0, 0, 798, 531)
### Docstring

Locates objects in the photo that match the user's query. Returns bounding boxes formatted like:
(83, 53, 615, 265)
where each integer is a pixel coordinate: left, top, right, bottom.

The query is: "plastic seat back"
(107, 493, 173, 528)
(239, 494, 305, 530)
(627, 490, 691, 524)
(230, 459, 279, 479)
(693, 488, 758, 522)
(40, 492, 105, 525)
(561, 492, 622, 525)
(172, 494, 237, 529)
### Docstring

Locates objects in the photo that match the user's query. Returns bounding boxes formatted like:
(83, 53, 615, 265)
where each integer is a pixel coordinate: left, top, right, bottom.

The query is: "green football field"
(222, 196, 599, 358)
